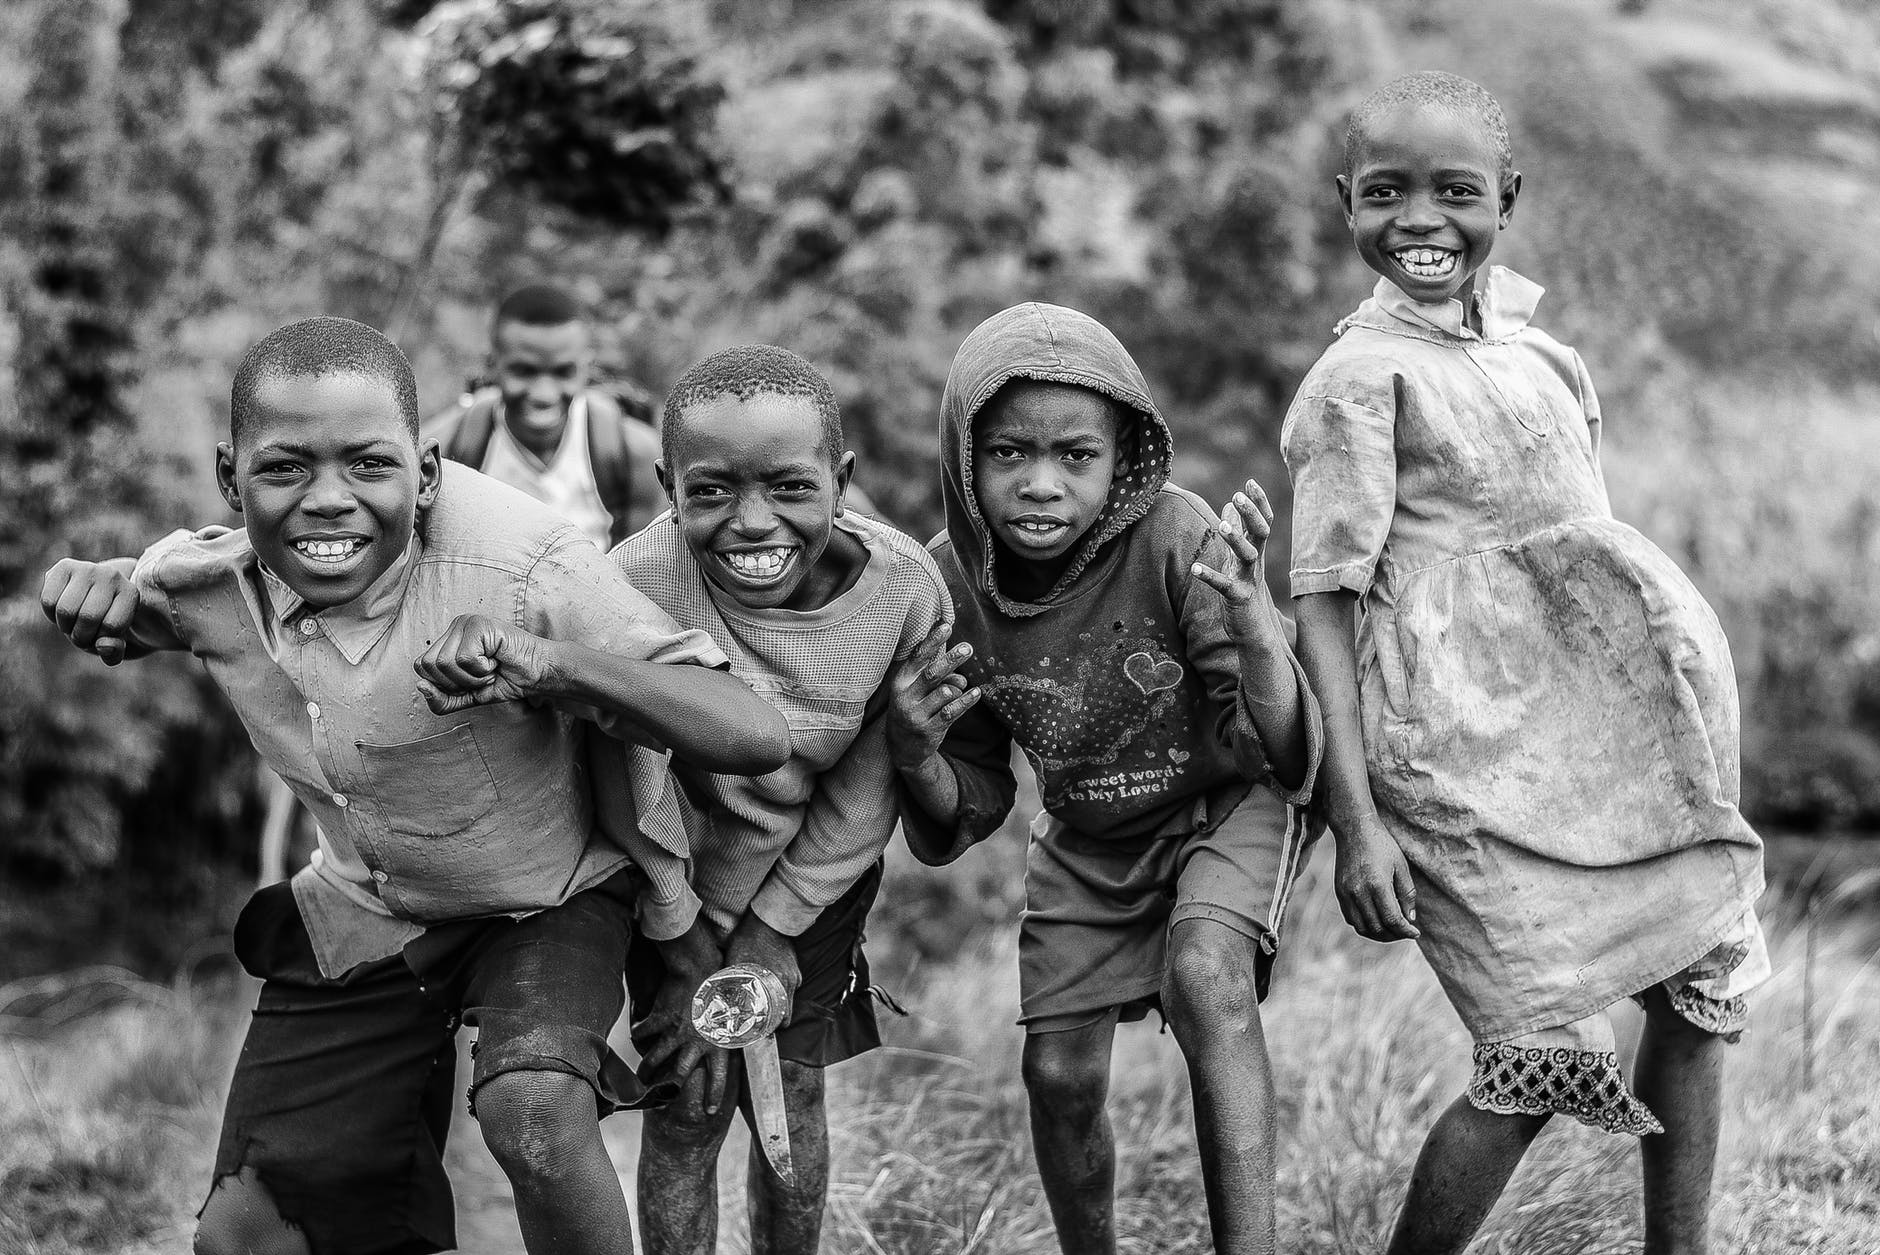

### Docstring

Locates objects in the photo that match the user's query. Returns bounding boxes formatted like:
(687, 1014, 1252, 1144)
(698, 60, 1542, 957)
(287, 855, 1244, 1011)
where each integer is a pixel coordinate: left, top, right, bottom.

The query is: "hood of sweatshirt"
(938, 302, 1173, 617)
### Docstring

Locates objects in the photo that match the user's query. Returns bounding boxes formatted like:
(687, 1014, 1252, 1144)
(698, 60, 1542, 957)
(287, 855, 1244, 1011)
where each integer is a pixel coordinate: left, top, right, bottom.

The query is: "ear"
(1498, 170, 1522, 228)
(215, 443, 242, 514)
(415, 437, 442, 508)
(831, 450, 857, 517)
(1335, 173, 1355, 226)
(654, 458, 678, 510)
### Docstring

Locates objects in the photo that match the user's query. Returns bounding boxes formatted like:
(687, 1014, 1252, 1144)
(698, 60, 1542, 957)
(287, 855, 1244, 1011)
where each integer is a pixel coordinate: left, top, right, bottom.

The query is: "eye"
(1361, 184, 1401, 202)
(773, 480, 818, 497)
(354, 456, 396, 472)
(1441, 183, 1483, 200)
(256, 460, 302, 477)
(1064, 448, 1098, 465)
(685, 483, 731, 501)
(985, 444, 1023, 462)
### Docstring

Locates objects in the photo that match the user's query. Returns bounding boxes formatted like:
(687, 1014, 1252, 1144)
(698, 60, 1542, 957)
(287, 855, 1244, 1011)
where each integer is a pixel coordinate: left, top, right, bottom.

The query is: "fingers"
(39, 561, 77, 624)
(704, 1047, 731, 1116)
(415, 619, 501, 694)
(417, 678, 482, 715)
(1239, 477, 1274, 525)
(1389, 860, 1421, 939)
(1218, 493, 1271, 565)
(1189, 562, 1236, 599)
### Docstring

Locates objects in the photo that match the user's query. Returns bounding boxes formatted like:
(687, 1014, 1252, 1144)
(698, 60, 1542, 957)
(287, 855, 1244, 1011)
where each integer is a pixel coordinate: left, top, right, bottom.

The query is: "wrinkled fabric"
(1283, 267, 1764, 1041)
(129, 463, 725, 977)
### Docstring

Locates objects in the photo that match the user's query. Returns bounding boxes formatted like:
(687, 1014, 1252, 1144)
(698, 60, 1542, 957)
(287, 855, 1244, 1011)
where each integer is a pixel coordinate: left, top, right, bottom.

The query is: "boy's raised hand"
(885, 623, 979, 770)
(415, 613, 558, 713)
(40, 558, 139, 665)
(1191, 479, 1281, 639)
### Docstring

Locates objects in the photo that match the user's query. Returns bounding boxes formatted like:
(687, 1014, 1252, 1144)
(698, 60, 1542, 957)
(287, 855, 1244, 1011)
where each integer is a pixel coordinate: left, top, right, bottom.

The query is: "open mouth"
(717, 546, 798, 587)
(1004, 516, 1072, 548)
(1392, 248, 1459, 280)
(291, 536, 368, 569)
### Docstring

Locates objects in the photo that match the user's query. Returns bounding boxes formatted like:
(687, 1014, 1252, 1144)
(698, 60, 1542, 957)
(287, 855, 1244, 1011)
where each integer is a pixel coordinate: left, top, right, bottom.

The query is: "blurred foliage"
(3, 0, 1880, 972)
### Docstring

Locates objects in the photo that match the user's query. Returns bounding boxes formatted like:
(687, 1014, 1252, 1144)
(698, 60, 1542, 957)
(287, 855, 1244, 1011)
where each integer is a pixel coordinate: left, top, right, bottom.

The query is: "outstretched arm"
(1295, 590, 1417, 942)
(415, 614, 789, 775)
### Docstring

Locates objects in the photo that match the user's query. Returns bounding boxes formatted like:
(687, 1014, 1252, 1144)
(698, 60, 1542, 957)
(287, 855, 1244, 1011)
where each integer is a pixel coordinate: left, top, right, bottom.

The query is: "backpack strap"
(584, 390, 636, 547)
(438, 392, 500, 469)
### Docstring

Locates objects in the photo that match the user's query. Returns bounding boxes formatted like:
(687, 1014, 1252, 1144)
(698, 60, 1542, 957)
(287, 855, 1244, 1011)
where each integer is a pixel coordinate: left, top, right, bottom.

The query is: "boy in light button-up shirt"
(40, 316, 789, 1255)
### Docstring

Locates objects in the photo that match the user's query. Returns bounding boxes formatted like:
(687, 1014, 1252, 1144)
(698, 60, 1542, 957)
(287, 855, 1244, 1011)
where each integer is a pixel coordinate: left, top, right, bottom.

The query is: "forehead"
(977, 380, 1118, 442)
(492, 319, 589, 360)
(1352, 102, 1502, 177)
(245, 371, 409, 448)
(670, 391, 827, 473)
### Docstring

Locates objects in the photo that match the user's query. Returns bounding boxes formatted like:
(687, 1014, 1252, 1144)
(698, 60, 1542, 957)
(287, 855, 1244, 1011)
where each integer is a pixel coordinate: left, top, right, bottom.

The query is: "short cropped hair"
(494, 283, 584, 329)
(662, 345, 844, 467)
(1345, 71, 1512, 178)
(229, 316, 420, 447)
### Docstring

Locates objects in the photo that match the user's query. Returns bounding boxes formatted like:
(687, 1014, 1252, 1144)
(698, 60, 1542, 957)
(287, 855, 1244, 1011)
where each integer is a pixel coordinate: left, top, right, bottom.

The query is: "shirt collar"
(260, 535, 422, 666)
(1371, 264, 1545, 342)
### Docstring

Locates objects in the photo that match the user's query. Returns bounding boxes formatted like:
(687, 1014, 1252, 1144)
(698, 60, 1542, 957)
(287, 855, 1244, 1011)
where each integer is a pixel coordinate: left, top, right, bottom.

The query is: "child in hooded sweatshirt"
(887, 302, 1321, 1255)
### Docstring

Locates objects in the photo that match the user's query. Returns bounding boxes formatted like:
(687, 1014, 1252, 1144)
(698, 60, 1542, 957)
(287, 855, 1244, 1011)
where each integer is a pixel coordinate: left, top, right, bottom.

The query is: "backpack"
(437, 385, 650, 547)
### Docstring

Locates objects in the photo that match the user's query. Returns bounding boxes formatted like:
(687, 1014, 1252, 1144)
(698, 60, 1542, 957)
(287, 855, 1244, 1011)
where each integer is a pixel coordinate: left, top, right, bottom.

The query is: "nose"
(302, 468, 357, 517)
(730, 490, 778, 537)
(1393, 192, 1444, 233)
(1017, 466, 1065, 503)
(527, 376, 562, 408)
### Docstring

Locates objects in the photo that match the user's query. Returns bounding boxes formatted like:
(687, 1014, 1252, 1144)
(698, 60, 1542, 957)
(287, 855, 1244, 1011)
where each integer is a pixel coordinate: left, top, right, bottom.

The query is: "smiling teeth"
(725, 548, 791, 578)
(295, 539, 362, 562)
(1015, 521, 1063, 534)
(1394, 249, 1458, 277)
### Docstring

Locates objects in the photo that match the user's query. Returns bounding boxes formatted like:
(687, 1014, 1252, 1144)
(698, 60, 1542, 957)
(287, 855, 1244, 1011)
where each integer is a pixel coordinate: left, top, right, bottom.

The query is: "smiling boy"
(887, 303, 1322, 1255)
(603, 345, 948, 1255)
(40, 317, 790, 1255)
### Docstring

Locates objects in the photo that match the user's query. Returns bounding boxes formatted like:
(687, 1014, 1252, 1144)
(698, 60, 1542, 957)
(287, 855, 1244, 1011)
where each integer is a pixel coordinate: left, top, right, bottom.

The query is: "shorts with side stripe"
(1019, 785, 1318, 1032)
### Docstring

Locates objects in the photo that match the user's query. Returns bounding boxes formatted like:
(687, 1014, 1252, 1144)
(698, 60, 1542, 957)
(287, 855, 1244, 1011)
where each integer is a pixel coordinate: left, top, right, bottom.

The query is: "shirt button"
(331, 793, 348, 808)
(299, 618, 319, 636)
(371, 870, 388, 884)
(306, 702, 321, 720)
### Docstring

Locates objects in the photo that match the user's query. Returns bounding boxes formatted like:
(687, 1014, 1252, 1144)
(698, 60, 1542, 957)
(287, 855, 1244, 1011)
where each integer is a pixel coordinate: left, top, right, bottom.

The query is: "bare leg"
(477, 1069, 635, 1255)
(638, 1065, 741, 1255)
(1634, 988, 1724, 1255)
(1386, 1096, 1551, 1255)
(1162, 918, 1278, 1255)
(1022, 1015, 1119, 1255)
(746, 1060, 831, 1255)
(195, 1167, 313, 1255)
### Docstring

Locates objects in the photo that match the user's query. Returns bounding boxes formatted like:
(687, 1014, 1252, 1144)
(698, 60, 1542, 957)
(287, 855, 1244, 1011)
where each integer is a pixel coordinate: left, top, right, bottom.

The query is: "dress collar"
(261, 535, 422, 665)
(1362, 265, 1545, 343)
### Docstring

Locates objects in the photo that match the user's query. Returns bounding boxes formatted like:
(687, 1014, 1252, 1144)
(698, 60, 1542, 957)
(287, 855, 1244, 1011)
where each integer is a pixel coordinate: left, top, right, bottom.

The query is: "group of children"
(40, 73, 1764, 1255)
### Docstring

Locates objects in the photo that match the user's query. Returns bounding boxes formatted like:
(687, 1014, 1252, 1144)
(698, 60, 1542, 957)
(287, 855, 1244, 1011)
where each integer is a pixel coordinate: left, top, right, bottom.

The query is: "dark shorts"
(628, 860, 884, 1071)
(1020, 788, 1317, 1032)
(208, 870, 668, 1255)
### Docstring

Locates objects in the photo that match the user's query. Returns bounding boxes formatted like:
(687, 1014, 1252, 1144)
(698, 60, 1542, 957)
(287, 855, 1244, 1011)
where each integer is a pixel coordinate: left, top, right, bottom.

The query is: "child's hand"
(636, 921, 732, 1113)
(1334, 818, 1420, 942)
(1191, 479, 1278, 641)
(725, 913, 803, 1021)
(886, 624, 979, 770)
(414, 614, 559, 713)
(40, 559, 139, 665)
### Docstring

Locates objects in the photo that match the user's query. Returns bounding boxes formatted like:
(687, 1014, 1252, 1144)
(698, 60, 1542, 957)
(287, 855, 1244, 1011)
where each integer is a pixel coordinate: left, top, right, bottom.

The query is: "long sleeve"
(748, 709, 901, 936)
(898, 694, 1018, 866)
(1176, 537, 1322, 806)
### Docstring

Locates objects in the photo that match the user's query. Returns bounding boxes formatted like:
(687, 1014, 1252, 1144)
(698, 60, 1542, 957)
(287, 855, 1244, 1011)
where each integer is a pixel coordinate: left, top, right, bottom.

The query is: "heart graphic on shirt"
(1168, 748, 1190, 764)
(1124, 651, 1183, 696)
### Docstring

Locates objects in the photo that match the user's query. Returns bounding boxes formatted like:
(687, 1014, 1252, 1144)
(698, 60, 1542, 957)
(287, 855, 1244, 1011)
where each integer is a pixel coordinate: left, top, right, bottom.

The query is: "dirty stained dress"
(1283, 268, 1766, 1134)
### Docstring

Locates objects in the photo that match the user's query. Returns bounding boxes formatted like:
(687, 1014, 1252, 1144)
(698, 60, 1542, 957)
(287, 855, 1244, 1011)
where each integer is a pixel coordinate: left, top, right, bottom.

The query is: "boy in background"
(424, 282, 666, 548)
(887, 302, 1321, 1255)
(40, 316, 789, 1255)
(609, 344, 949, 1255)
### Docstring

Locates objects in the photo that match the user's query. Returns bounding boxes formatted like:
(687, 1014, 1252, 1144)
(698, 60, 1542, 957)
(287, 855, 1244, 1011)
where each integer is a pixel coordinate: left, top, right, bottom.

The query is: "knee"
(1163, 923, 1262, 1038)
(475, 1070, 596, 1185)
(1021, 1035, 1109, 1114)
(195, 1168, 310, 1255)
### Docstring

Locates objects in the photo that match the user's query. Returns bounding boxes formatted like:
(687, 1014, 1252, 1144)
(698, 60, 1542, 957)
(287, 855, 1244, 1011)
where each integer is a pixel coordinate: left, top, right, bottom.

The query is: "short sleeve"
(126, 527, 224, 652)
(1281, 393, 1397, 598)
(1571, 349, 1603, 465)
(524, 535, 727, 668)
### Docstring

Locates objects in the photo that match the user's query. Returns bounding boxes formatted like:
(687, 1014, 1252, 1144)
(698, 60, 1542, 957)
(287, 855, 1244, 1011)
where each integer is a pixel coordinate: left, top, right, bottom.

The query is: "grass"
(4, 862, 1876, 1255)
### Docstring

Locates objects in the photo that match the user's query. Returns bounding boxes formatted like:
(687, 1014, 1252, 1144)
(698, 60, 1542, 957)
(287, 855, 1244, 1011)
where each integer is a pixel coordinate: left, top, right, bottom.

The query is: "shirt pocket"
(355, 723, 501, 837)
